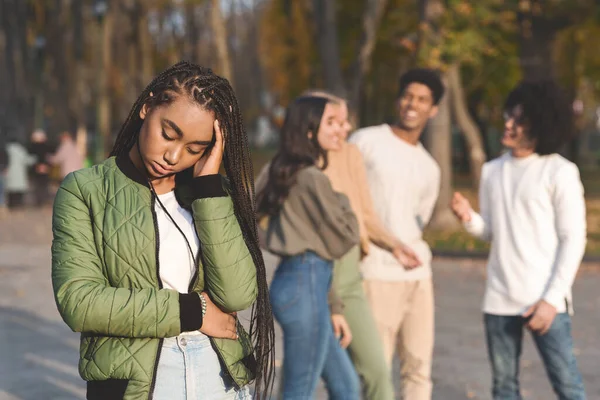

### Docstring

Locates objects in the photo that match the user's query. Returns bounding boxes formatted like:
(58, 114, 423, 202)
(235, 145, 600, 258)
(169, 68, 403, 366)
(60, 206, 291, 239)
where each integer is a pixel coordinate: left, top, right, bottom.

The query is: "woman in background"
(308, 90, 422, 400)
(5, 137, 36, 209)
(257, 95, 361, 399)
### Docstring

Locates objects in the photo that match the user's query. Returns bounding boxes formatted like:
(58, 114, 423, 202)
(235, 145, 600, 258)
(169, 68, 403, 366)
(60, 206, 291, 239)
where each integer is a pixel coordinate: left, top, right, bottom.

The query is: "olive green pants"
(332, 246, 395, 400)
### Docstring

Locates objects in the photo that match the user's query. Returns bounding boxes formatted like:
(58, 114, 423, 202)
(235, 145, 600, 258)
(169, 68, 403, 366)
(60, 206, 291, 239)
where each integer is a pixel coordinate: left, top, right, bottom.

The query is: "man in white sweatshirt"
(349, 69, 444, 400)
(452, 81, 586, 400)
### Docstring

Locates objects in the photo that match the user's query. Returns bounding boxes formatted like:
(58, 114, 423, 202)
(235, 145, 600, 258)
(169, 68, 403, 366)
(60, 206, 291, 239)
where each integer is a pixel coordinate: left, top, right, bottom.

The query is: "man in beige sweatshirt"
(350, 69, 444, 400)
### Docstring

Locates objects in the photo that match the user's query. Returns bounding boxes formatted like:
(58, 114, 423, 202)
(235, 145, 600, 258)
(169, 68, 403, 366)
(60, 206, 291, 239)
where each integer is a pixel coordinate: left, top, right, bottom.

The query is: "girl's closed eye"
(187, 147, 202, 155)
(162, 129, 174, 141)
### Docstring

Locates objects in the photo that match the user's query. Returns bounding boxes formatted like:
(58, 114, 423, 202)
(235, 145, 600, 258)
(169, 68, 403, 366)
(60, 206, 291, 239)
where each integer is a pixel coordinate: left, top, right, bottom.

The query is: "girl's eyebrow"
(164, 118, 212, 145)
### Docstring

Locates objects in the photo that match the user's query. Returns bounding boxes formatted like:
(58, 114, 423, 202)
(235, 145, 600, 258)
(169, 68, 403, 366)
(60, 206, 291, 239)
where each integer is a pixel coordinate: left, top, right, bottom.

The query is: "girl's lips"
(151, 161, 174, 176)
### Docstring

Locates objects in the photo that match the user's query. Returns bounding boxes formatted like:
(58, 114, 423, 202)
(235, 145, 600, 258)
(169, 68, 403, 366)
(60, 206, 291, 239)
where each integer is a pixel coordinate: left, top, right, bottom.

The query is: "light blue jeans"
(153, 334, 251, 400)
(270, 251, 360, 400)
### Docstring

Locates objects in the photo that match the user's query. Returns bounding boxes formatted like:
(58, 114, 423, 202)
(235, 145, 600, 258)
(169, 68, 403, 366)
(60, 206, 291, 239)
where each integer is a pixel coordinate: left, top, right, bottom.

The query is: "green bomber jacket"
(51, 154, 258, 399)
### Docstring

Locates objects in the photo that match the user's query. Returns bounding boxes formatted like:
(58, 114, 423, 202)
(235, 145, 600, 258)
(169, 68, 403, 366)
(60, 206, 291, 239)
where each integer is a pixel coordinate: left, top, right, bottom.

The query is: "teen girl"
(51, 62, 274, 400)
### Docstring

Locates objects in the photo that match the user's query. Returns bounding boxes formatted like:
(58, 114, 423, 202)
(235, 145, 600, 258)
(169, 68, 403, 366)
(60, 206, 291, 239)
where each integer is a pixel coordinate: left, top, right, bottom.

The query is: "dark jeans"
(484, 313, 586, 400)
(270, 251, 360, 400)
(7, 192, 25, 209)
(31, 174, 50, 206)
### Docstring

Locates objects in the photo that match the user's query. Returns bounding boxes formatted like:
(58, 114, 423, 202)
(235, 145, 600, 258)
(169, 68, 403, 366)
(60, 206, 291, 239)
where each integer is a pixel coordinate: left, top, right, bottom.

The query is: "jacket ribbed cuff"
(190, 175, 227, 198)
(179, 292, 203, 332)
(175, 174, 226, 208)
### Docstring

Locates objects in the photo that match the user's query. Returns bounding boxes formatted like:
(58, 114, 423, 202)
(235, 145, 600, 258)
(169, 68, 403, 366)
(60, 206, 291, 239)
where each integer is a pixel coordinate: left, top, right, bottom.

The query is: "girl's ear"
(307, 131, 313, 139)
(139, 103, 148, 120)
(139, 92, 154, 120)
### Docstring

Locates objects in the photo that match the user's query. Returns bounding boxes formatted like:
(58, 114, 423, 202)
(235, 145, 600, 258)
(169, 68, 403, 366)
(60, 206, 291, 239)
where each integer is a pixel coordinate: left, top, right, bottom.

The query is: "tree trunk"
(137, 1, 153, 91)
(185, 2, 199, 62)
(1, 0, 19, 132)
(349, 0, 389, 115)
(45, 0, 73, 133)
(2, 0, 33, 136)
(312, 0, 346, 96)
(448, 63, 486, 187)
(71, 0, 88, 158)
(96, 1, 113, 160)
(518, 0, 561, 82)
(426, 73, 458, 230)
(211, 0, 234, 85)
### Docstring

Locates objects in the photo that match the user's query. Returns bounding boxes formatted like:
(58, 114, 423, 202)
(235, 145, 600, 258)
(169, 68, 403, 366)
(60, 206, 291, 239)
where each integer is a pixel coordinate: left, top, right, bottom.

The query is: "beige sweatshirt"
(323, 142, 400, 256)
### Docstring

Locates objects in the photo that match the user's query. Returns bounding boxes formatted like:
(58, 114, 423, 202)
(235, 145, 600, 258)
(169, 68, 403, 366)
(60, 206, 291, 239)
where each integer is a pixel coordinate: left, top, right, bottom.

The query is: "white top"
(155, 191, 200, 293)
(465, 152, 586, 315)
(6, 142, 36, 192)
(349, 124, 441, 281)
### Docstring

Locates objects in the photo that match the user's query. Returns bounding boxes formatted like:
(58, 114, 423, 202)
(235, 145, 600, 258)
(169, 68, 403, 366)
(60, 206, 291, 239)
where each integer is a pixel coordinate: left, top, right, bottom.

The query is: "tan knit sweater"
(323, 142, 399, 256)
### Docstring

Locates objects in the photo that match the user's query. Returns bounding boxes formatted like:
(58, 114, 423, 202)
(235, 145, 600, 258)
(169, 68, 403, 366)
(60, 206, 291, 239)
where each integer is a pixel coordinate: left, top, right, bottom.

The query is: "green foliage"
(259, 0, 320, 104)
(554, 21, 600, 98)
(417, 0, 518, 69)
(258, 0, 599, 130)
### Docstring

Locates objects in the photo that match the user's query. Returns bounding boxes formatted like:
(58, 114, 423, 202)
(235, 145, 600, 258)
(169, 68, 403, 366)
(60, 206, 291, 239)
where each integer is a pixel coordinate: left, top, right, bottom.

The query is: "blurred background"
(2, 2, 600, 399)
(2, 0, 600, 253)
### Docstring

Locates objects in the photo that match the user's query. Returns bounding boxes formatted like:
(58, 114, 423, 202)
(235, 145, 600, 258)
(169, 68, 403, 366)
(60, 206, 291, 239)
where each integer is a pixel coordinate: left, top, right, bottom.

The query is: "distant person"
(451, 81, 587, 400)
(304, 90, 421, 400)
(51, 62, 274, 400)
(5, 137, 36, 209)
(48, 131, 84, 179)
(0, 142, 7, 215)
(349, 69, 444, 400)
(28, 130, 53, 206)
(257, 95, 361, 399)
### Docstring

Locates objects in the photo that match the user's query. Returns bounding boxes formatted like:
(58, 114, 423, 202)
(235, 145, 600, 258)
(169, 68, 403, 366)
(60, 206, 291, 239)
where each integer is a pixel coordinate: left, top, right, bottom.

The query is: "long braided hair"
(110, 61, 274, 398)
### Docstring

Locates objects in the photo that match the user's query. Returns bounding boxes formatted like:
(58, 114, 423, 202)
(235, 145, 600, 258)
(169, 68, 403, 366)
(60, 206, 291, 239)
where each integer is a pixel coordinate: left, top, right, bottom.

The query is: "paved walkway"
(0, 208, 598, 399)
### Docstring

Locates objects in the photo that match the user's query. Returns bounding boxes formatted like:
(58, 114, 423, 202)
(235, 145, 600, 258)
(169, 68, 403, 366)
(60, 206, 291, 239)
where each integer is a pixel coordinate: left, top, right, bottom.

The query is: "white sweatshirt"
(349, 124, 441, 281)
(465, 152, 586, 315)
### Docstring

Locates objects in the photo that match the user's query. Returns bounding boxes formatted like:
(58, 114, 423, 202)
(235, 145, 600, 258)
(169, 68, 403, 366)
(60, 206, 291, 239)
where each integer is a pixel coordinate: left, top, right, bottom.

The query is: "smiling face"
(316, 103, 343, 151)
(501, 104, 535, 151)
(335, 101, 352, 141)
(137, 95, 215, 179)
(397, 82, 438, 132)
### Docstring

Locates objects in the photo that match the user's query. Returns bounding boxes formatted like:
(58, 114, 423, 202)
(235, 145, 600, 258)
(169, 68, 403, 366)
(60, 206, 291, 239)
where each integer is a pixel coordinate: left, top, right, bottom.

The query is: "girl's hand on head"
(199, 292, 238, 340)
(194, 120, 225, 177)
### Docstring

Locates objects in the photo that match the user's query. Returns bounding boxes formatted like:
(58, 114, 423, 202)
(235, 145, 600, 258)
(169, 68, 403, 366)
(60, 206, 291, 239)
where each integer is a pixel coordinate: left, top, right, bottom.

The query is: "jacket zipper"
(187, 224, 202, 292)
(148, 196, 164, 400)
(210, 336, 241, 390)
(149, 194, 240, 396)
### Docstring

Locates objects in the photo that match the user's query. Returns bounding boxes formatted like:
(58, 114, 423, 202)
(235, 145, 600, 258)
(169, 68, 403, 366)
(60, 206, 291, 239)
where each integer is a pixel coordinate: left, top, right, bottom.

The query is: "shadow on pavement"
(0, 306, 84, 400)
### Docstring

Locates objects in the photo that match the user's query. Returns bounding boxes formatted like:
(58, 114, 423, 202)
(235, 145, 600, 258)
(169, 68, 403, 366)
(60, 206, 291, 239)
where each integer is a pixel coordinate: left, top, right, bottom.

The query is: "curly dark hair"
(110, 61, 274, 399)
(504, 80, 574, 155)
(256, 96, 334, 217)
(398, 68, 445, 105)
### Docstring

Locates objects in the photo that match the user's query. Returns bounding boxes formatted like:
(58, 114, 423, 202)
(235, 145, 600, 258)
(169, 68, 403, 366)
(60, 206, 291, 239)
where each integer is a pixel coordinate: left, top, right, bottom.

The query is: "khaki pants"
(363, 278, 434, 400)
(334, 247, 395, 400)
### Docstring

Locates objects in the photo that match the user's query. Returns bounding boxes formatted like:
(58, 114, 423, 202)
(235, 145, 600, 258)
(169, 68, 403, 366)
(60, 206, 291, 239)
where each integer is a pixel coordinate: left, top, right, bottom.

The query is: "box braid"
(110, 61, 274, 398)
